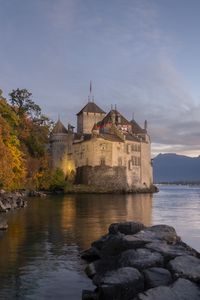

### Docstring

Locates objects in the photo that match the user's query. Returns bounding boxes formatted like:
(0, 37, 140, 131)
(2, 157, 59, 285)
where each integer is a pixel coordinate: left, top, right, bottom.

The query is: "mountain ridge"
(153, 153, 200, 183)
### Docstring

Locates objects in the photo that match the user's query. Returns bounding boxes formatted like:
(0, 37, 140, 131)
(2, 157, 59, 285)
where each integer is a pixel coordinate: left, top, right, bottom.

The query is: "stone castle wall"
(75, 165, 128, 191)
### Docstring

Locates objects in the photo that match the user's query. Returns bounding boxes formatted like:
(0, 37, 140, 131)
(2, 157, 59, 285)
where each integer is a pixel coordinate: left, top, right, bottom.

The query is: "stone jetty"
(82, 221, 200, 300)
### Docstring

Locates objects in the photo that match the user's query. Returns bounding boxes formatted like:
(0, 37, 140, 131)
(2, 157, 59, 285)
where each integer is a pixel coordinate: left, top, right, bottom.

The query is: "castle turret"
(77, 101, 106, 134)
(49, 119, 70, 175)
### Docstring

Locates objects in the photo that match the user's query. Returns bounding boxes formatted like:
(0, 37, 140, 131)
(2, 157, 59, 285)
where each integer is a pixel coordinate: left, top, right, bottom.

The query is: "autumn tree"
(0, 101, 26, 190)
(0, 88, 55, 190)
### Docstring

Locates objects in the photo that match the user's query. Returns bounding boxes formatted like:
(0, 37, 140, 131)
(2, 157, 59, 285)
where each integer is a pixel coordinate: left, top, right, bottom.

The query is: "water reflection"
(0, 193, 153, 299)
(61, 194, 152, 249)
(1, 188, 200, 299)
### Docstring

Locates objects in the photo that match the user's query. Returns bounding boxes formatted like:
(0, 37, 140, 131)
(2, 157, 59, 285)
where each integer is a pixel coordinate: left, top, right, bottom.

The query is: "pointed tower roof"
(77, 102, 106, 115)
(97, 109, 131, 127)
(130, 119, 146, 134)
(52, 120, 68, 134)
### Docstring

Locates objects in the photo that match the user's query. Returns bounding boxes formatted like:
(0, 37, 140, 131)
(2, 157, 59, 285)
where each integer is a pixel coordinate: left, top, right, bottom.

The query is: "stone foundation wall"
(75, 166, 155, 192)
(75, 165, 128, 192)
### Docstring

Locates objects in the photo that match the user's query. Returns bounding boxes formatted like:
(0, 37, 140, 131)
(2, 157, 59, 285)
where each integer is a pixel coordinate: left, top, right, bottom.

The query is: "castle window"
(127, 144, 131, 154)
(128, 160, 133, 170)
(118, 157, 122, 166)
(100, 157, 105, 165)
(100, 143, 106, 150)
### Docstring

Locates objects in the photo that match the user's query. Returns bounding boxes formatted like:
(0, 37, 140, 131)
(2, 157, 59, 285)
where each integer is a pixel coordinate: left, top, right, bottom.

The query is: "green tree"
(9, 89, 41, 119)
(49, 168, 66, 191)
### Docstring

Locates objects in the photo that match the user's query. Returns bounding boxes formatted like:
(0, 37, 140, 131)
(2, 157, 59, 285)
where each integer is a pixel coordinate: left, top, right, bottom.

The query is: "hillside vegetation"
(0, 89, 65, 191)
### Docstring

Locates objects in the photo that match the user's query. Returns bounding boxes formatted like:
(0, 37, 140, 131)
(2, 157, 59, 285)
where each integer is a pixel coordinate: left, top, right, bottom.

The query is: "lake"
(0, 185, 200, 299)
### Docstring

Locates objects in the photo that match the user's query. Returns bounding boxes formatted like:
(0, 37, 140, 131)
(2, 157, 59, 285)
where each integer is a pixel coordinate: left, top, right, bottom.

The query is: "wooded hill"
(0, 88, 65, 191)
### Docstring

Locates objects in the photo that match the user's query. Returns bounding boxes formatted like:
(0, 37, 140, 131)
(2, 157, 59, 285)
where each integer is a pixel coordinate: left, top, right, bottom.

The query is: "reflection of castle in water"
(126, 194, 152, 225)
(61, 194, 153, 249)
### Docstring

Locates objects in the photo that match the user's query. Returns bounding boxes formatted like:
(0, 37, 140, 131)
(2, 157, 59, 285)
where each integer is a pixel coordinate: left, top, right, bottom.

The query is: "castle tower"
(49, 119, 69, 175)
(76, 82, 106, 134)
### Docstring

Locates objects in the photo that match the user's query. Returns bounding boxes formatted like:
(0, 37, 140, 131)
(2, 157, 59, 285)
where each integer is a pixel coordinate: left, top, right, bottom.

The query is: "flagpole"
(89, 80, 92, 102)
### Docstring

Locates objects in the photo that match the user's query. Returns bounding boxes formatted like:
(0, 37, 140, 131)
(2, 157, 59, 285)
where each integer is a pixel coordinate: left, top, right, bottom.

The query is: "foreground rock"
(0, 190, 27, 214)
(82, 221, 200, 300)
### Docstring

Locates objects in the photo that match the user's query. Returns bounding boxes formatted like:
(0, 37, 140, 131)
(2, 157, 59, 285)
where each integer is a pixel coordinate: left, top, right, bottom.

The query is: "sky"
(0, 0, 200, 157)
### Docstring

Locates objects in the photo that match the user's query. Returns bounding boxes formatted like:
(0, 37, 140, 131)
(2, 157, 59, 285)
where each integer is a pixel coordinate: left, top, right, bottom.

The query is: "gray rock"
(98, 267, 144, 300)
(134, 278, 200, 300)
(91, 234, 109, 250)
(122, 235, 150, 250)
(119, 249, 164, 270)
(143, 267, 172, 288)
(168, 255, 200, 282)
(0, 199, 8, 212)
(133, 286, 177, 300)
(134, 225, 180, 244)
(109, 221, 145, 235)
(0, 192, 27, 212)
(145, 241, 195, 261)
(92, 233, 124, 257)
(85, 262, 97, 278)
(92, 257, 119, 285)
(28, 190, 46, 197)
(82, 290, 98, 300)
(81, 247, 100, 262)
(172, 278, 200, 299)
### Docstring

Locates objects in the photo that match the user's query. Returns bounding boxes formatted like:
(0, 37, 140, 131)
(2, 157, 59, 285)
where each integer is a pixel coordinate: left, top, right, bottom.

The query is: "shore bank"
(82, 221, 200, 300)
(63, 184, 158, 194)
(0, 190, 28, 230)
(0, 190, 27, 213)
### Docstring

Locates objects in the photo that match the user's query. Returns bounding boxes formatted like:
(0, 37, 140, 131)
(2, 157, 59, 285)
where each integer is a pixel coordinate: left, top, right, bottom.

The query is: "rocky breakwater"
(0, 190, 27, 230)
(81, 221, 200, 300)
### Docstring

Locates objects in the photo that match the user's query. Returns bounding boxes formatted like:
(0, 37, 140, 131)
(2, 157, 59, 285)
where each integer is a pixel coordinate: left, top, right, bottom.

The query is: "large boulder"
(85, 257, 118, 281)
(91, 233, 124, 257)
(143, 267, 172, 288)
(168, 255, 200, 282)
(109, 221, 145, 235)
(134, 278, 200, 300)
(81, 247, 101, 262)
(97, 267, 144, 300)
(133, 286, 176, 300)
(145, 241, 197, 261)
(119, 249, 164, 270)
(82, 222, 200, 300)
(134, 225, 180, 244)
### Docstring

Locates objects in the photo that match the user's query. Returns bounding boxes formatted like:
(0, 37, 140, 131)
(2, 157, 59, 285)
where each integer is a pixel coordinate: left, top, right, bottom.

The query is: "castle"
(49, 92, 153, 192)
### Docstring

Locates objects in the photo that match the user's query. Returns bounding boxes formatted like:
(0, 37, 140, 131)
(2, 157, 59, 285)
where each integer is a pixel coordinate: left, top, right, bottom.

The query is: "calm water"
(0, 185, 200, 299)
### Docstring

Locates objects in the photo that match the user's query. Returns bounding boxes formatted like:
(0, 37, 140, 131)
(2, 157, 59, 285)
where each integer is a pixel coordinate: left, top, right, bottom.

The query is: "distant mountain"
(153, 153, 200, 183)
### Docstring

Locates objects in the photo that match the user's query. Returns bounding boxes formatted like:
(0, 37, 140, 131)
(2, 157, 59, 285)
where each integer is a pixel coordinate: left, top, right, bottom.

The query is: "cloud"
(0, 0, 199, 156)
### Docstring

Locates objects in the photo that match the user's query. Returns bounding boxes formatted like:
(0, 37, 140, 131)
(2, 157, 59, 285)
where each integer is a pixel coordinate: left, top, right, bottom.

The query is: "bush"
(49, 168, 66, 191)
